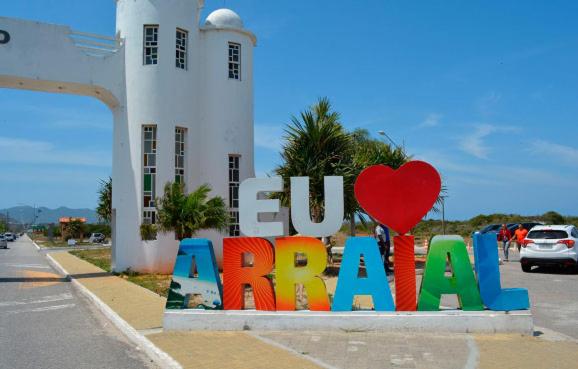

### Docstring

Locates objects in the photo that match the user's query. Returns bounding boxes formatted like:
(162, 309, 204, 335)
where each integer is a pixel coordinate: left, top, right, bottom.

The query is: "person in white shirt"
(374, 224, 393, 274)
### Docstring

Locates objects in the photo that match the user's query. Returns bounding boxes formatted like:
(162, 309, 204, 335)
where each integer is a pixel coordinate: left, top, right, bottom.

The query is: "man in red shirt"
(510, 224, 529, 253)
(497, 224, 513, 261)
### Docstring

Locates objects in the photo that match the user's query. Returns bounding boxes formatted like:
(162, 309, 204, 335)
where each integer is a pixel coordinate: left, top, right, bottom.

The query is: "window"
(228, 155, 240, 236)
(143, 126, 157, 224)
(175, 127, 186, 184)
(230, 211, 240, 237)
(228, 42, 241, 80)
(527, 230, 569, 240)
(176, 28, 188, 70)
(144, 25, 159, 65)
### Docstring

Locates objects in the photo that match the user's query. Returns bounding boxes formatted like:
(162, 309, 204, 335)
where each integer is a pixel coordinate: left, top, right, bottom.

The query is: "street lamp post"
(377, 130, 400, 148)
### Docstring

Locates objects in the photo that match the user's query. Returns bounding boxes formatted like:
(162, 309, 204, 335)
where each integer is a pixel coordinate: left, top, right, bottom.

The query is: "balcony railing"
(69, 30, 120, 57)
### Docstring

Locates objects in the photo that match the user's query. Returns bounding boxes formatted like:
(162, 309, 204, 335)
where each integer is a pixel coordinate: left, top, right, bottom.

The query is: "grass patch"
(70, 248, 112, 272)
(121, 272, 172, 297)
(69, 248, 171, 297)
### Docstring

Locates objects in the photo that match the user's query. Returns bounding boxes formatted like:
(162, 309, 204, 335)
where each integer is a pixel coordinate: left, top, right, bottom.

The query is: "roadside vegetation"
(70, 248, 172, 297)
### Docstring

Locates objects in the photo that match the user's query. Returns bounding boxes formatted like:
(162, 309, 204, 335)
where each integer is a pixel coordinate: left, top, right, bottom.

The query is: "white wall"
(114, 0, 205, 273)
(197, 27, 256, 265)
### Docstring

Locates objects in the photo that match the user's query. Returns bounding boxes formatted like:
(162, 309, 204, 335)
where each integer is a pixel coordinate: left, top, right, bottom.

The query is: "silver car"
(0, 235, 7, 249)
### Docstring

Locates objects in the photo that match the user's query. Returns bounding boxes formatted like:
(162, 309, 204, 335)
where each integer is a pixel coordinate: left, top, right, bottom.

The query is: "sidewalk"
(48, 252, 323, 369)
(48, 251, 578, 369)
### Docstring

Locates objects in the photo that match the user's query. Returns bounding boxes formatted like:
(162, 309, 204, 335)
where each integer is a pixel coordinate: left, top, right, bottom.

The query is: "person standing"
(497, 224, 512, 261)
(375, 224, 393, 274)
(510, 224, 528, 253)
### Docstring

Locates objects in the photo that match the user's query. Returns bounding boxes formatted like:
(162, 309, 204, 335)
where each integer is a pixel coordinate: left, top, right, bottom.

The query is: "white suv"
(520, 225, 578, 272)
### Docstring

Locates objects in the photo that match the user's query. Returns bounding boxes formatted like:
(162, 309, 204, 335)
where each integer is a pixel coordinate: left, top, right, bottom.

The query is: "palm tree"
(96, 177, 112, 224)
(273, 97, 355, 229)
(156, 182, 229, 240)
(348, 128, 410, 235)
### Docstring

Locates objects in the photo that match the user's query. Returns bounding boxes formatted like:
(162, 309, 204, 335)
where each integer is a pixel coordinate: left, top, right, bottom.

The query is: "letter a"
(418, 236, 483, 311)
(166, 239, 223, 310)
(332, 237, 394, 311)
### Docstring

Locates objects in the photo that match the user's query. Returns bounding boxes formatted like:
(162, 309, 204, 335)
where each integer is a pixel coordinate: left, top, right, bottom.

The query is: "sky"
(1, 0, 577, 220)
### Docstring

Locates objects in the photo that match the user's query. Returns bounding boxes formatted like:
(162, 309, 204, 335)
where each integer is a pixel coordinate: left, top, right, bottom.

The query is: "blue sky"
(1, 0, 577, 219)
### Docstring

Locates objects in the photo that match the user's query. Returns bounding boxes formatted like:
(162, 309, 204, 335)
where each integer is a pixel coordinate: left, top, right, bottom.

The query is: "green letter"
(418, 236, 483, 311)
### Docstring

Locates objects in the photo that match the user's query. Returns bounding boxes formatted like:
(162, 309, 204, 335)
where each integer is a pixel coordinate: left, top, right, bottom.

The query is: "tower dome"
(204, 8, 244, 29)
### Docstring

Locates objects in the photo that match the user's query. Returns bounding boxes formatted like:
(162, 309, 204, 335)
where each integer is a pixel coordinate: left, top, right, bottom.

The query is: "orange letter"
(223, 237, 276, 311)
(393, 235, 417, 311)
(275, 237, 330, 311)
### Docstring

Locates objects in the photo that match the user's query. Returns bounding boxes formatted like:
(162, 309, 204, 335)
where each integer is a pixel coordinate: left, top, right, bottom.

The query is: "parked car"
(477, 224, 502, 234)
(89, 233, 106, 244)
(520, 225, 578, 272)
(507, 222, 542, 235)
(0, 235, 7, 249)
(4, 233, 15, 242)
(474, 223, 516, 238)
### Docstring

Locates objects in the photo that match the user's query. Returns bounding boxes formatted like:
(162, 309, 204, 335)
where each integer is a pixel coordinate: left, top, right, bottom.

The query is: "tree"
(349, 128, 410, 235)
(62, 219, 85, 240)
(156, 182, 229, 240)
(273, 97, 355, 231)
(542, 211, 565, 225)
(96, 177, 112, 224)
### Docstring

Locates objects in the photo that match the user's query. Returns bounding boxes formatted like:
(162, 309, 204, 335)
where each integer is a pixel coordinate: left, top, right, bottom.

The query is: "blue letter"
(332, 237, 394, 311)
(473, 233, 530, 311)
(166, 239, 223, 310)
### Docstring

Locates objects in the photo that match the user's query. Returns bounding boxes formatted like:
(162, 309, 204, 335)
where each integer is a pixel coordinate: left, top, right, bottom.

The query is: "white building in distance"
(0, 0, 256, 272)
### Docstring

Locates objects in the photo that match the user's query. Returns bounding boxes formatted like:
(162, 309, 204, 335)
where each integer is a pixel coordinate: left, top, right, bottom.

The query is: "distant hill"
(0, 206, 99, 224)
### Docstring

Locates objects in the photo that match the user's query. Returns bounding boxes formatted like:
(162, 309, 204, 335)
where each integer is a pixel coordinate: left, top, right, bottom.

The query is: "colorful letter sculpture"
(275, 237, 331, 311)
(473, 233, 530, 311)
(223, 237, 276, 311)
(354, 161, 442, 235)
(393, 235, 417, 311)
(166, 239, 223, 310)
(332, 237, 394, 311)
(418, 236, 484, 311)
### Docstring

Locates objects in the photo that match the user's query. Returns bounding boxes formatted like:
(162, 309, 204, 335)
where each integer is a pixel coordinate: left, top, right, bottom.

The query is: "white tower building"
(0, 0, 256, 272)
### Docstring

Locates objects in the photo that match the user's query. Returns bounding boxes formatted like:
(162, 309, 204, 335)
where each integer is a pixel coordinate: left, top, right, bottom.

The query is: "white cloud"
(254, 124, 284, 151)
(459, 124, 517, 159)
(0, 137, 111, 167)
(529, 140, 578, 166)
(419, 113, 442, 128)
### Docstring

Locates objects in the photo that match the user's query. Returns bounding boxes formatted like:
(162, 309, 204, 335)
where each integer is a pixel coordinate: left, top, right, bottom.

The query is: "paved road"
(254, 246, 578, 369)
(0, 236, 158, 369)
(498, 248, 578, 340)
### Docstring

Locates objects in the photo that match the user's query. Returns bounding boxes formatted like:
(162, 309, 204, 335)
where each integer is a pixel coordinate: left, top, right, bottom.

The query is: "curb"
(45, 253, 182, 369)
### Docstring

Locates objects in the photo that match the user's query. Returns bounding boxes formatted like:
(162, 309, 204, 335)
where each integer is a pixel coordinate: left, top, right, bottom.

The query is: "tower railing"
(69, 30, 121, 57)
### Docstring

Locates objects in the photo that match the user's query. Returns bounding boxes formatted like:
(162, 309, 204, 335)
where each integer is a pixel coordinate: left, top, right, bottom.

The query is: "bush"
(140, 223, 157, 241)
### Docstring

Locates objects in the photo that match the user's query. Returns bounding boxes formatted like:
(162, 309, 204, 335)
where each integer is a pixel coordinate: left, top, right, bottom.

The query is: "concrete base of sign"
(164, 309, 534, 335)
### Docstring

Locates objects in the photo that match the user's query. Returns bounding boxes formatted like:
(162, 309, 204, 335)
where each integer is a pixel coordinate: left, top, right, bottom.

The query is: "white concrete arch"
(0, 0, 256, 273)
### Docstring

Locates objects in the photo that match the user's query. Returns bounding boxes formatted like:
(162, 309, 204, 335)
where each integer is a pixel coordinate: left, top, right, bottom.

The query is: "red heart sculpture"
(354, 161, 442, 235)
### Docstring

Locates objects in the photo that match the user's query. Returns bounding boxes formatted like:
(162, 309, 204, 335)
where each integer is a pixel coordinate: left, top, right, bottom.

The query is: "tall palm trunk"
(349, 214, 356, 236)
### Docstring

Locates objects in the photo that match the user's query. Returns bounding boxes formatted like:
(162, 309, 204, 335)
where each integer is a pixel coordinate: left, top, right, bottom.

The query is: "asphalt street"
(0, 236, 158, 369)
(498, 248, 578, 340)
